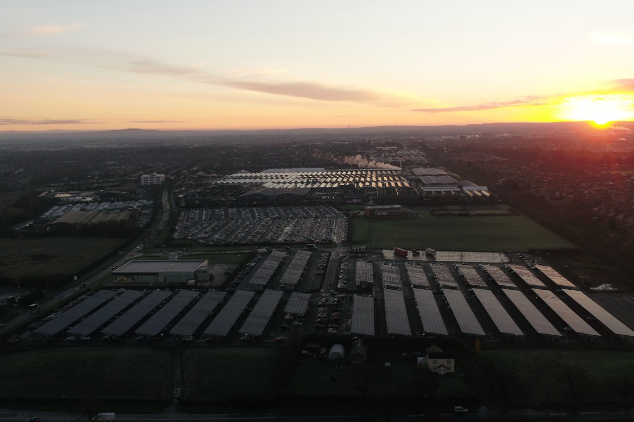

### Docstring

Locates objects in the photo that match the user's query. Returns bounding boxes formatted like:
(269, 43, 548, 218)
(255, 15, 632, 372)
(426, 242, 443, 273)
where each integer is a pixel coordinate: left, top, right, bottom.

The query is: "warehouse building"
(141, 173, 165, 186)
(112, 260, 210, 284)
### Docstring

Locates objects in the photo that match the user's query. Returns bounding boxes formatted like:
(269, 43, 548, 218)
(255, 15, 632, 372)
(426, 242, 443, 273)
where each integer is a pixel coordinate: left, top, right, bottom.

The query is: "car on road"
(292, 321, 303, 327)
(454, 406, 468, 414)
(27, 417, 41, 422)
(275, 337, 286, 343)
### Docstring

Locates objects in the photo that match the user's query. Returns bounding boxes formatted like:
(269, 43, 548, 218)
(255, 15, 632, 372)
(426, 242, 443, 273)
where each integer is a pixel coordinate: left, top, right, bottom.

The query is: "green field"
(0, 348, 170, 399)
(289, 360, 469, 397)
(351, 211, 574, 251)
(0, 237, 126, 279)
(183, 348, 281, 401)
(479, 349, 634, 405)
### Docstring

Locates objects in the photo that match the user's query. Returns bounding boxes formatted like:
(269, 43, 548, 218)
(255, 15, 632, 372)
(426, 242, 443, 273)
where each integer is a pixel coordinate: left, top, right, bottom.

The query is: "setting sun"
(560, 95, 634, 125)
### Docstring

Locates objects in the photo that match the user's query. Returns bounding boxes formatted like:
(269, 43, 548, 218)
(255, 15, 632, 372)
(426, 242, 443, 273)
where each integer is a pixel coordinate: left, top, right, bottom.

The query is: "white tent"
(328, 344, 345, 360)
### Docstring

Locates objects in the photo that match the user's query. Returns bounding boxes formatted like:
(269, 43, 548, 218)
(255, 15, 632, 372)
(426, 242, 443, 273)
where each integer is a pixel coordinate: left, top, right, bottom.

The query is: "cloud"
(0, 46, 411, 106)
(0, 118, 95, 125)
(413, 96, 554, 113)
(591, 29, 634, 45)
(611, 79, 634, 92)
(31, 24, 84, 36)
(130, 120, 181, 123)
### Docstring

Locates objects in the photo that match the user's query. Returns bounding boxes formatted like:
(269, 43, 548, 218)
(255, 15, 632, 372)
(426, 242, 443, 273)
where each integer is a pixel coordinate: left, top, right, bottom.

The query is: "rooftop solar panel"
(455, 264, 488, 288)
(250, 251, 286, 286)
(535, 265, 577, 289)
(135, 290, 199, 336)
(239, 290, 284, 336)
(351, 295, 375, 336)
(473, 289, 523, 336)
(430, 264, 458, 288)
(508, 265, 546, 288)
(284, 292, 311, 315)
(36, 290, 119, 336)
(563, 290, 634, 337)
(381, 263, 402, 290)
(443, 289, 486, 336)
(169, 291, 227, 336)
(405, 263, 430, 289)
(501, 289, 561, 336)
(68, 290, 143, 336)
(101, 290, 172, 336)
(279, 251, 312, 287)
(533, 289, 599, 336)
(481, 265, 516, 288)
(204, 290, 255, 337)
(383, 289, 411, 336)
(413, 289, 448, 335)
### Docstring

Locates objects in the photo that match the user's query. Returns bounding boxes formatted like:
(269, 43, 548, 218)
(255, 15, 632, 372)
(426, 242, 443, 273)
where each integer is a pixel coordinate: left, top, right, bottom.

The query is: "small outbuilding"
(328, 344, 345, 360)
(350, 338, 368, 363)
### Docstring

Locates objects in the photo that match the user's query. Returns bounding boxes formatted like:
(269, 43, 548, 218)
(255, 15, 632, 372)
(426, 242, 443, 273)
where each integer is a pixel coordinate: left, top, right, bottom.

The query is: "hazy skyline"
(2, 0, 634, 131)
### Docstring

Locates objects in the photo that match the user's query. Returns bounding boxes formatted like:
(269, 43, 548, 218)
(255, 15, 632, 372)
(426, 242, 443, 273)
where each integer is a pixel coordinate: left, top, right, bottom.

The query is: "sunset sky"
(2, 0, 634, 131)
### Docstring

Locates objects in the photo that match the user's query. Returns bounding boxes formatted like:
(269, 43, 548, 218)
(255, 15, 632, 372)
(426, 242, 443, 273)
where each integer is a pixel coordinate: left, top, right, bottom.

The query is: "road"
(0, 190, 170, 337)
(5, 407, 634, 422)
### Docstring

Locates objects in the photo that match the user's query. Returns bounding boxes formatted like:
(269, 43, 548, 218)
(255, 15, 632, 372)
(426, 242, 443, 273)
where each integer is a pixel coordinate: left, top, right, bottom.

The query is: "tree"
(413, 367, 440, 399)
(556, 363, 592, 410)
(616, 375, 634, 407)
(349, 363, 390, 398)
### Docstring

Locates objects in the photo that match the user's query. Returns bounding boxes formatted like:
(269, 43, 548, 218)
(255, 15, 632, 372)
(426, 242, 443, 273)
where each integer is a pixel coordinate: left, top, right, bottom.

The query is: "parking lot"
(13, 248, 634, 349)
(172, 205, 347, 246)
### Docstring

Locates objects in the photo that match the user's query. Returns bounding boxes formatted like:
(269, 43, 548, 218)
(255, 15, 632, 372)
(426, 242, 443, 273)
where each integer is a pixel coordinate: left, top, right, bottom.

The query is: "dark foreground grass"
(479, 349, 634, 405)
(0, 347, 170, 399)
(183, 348, 281, 401)
(351, 212, 574, 252)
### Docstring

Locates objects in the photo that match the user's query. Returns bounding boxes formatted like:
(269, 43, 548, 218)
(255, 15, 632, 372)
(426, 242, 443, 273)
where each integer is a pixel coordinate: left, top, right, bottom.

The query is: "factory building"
(112, 260, 210, 284)
(141, 173, 166, 186)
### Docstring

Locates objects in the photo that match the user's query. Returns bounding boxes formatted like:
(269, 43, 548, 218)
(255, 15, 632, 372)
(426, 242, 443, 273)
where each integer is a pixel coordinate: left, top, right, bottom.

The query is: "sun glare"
(560, 95, 634, 125)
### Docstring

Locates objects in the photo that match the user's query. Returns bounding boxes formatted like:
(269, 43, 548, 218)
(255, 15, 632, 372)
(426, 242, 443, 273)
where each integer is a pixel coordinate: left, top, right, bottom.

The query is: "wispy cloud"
(31, 23, 84, 36)
(130, 120, 181, 123)
(0, 46, 411, 106)
(611, 79, 634, 92)
(413, 96, 554, 113)
(591, 29, 634, 45)
(0, 118, 96, 125)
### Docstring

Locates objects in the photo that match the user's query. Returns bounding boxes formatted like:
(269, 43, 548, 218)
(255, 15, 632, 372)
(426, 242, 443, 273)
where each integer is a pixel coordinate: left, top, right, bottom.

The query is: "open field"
(183, 348, 281, 401)
(289, 360, 469, 397)
(351, 211, 574, 251)
(0, 347, 170, 399)
(479, 349, 634, 405)
(0, 237, 126, 279)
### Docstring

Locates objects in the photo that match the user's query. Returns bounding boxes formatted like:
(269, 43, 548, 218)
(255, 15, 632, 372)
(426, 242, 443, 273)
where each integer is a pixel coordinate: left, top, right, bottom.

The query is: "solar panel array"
(481, 265, 516, 288)
(383, 289, 411, 336)
(533, 289, 599, 336)
(204, 290, 255, 337)
(455, 264, 488, 288)
(502, 289, 561, 337)
(508, 265, 546, 288)
(381, 263, 402, 290)
(68, 290, 143, 336)
(563, 290, 634, 337)
(249, 251, 286, 286)
(36, 290, 119, 336)
(355, 260, 374, 286)
(473, 289, 523, 336)
(405, 263, 430, 288)
(278, 251, 312, 287)
(284, 292, 311, 315)
(430, 264, 458, 288)
(351, 295, 375, 336)
(169, 291, 227, 336)
(102, 290, 172, 336)
(413, 289, 448, 335)
(135, 290, 199, 336)
(443, 289, 486, 336)
(239, 289, 284, 336)
(535, 265, 577, 289)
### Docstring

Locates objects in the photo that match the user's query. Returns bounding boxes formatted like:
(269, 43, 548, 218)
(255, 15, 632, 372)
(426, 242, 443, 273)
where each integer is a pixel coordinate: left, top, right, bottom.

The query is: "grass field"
(351, 210, 574, 251)
(0, 347, 170, 399)
(183, 348, 281, 401)
(288, 360, 469, 397)
(479, 349, 634, 405)
(0, 237, 126, 279)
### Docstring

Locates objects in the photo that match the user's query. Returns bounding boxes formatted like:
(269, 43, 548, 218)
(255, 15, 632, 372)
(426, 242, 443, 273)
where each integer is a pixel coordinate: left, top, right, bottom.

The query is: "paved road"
(0, 190, 170, 337)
